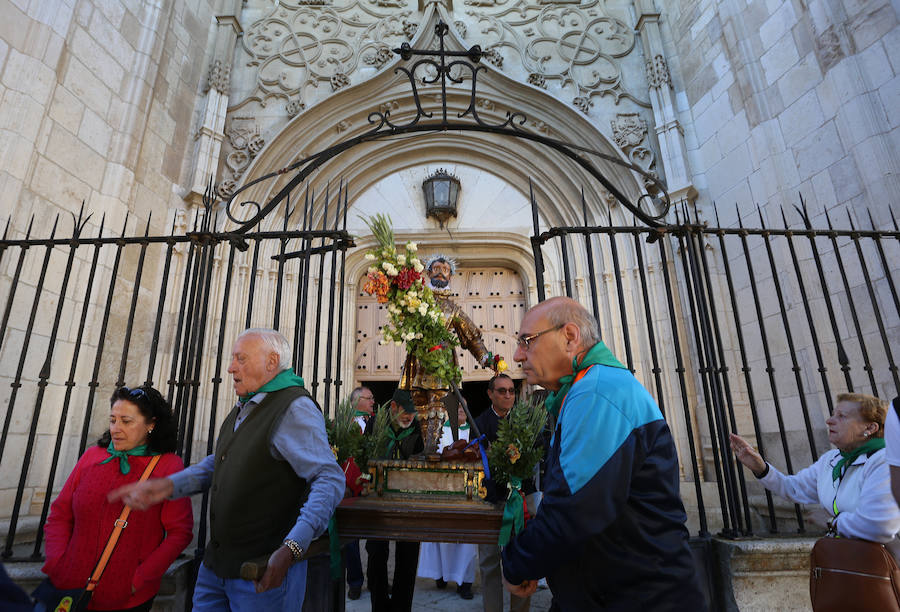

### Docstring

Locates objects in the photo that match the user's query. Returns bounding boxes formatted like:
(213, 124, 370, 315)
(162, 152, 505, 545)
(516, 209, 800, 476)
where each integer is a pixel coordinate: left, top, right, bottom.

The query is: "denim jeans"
(192, 560, 307, 611)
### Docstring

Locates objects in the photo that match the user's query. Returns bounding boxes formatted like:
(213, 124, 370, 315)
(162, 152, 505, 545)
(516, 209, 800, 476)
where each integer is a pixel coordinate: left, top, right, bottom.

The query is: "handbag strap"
(85, 454, 162, 593)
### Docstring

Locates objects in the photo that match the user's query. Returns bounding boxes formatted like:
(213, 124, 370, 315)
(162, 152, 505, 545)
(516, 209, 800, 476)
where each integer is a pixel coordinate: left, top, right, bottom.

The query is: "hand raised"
(107, 477, 174, 510)
(729, 433, 766, 476)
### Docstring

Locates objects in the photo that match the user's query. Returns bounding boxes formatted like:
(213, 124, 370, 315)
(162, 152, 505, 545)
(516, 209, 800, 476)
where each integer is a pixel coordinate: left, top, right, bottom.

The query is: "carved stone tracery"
(217, 121, 267, 198)
(611, 112, 656, 184)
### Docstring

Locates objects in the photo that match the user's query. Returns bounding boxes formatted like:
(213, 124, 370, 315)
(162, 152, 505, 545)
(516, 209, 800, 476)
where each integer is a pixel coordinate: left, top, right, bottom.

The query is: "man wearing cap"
(364, 389, 425, 612)
(109, 328, 345, 610)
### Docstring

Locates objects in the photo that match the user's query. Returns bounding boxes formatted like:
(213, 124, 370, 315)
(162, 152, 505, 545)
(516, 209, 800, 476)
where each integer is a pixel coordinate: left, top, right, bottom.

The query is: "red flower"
(393, 267, 421, 290)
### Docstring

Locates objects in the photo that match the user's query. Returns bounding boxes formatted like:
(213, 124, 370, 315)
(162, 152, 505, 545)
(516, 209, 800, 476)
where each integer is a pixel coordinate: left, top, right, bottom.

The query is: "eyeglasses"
(516, 324, 564, 350)
(492, 387, 516, 396)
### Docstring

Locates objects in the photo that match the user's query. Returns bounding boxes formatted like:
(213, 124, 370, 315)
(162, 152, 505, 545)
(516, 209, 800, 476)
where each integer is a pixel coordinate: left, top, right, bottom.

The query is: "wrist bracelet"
(283, 539, 303, 562)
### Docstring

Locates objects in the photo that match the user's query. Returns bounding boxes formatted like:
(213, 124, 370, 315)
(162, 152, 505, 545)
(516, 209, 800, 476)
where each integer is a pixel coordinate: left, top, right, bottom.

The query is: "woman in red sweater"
(38, 386, 193, 612)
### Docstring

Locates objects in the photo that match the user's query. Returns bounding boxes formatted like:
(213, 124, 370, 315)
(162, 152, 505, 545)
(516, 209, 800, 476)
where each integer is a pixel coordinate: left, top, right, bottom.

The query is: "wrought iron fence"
(530, 192, 899, 538)
(0, 185, 354, 561)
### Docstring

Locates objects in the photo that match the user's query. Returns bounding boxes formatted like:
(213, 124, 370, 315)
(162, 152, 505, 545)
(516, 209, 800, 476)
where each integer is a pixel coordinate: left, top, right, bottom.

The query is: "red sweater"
(42, 447, 193, 610)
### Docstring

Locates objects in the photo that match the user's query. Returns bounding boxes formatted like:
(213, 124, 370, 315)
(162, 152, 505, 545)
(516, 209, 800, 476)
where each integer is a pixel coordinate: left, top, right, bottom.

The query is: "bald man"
(500, 298, 706, 611)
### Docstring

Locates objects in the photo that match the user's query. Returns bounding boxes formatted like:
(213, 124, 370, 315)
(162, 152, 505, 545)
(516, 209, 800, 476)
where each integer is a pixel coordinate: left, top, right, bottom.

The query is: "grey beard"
(428, 278, 449, 289)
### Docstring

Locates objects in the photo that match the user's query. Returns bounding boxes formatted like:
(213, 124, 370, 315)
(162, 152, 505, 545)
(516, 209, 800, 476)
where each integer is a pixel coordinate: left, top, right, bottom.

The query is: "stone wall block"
(70, 27, 125, 95)
(1, 48, 55, 105)
(88, 8, 135, 70)
(78, 106, 112, 156)
(101, 162, 135, 201)
(93, 0, 127, 28)
(0, 129, 34, 181)
(62, 56, 112, 116)
(708, 142, 752, 198)
(779, 89, 825, 144)
(31, 156, 91, 210)
(777, 54, 821, 108)
(760, 31, 799, 87)
(759, 1, 795, 50)
(49, 86, 85, 136)
(0, 2, 30, 52)
(47, 123, 105, 188)
(835, 91, 888, 150)
(847, 0, 897, 53)
(856, 40, 893, 90)
(793, 120, 844, 177)
(717, 109, 749, 155)
(0, 89, 44, 142)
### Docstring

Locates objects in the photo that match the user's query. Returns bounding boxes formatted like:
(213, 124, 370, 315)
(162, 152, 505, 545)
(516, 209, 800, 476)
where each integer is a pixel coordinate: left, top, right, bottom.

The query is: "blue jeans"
(192, 560, 307, 611)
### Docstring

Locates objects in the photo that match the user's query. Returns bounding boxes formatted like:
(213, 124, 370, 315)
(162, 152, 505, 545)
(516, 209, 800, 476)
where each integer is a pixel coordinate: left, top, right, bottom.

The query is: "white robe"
(417, 423, 478, 584)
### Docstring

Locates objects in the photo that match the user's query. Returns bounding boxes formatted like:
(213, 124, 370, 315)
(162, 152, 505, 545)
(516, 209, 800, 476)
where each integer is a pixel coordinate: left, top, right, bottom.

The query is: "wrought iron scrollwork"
(221, 19, 672, 233)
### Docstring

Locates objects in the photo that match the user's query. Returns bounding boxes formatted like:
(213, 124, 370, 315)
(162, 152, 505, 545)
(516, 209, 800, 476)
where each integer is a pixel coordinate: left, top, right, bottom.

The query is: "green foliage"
(362, 401, 394, 464)
(486, 395, 548, 490)
(325, 397, 364, 466)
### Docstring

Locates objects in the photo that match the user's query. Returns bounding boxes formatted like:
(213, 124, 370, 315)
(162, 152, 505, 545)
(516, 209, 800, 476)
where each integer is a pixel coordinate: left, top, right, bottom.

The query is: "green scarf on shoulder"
(832, 438, 885, 481)
(238, 368, 306, 404)
(544, 341, 626, 420)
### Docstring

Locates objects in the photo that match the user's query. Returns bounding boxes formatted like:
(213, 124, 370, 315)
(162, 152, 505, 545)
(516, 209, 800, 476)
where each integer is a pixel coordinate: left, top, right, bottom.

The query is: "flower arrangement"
(361, 214, 463, 385)
(486, 394, 548, 491)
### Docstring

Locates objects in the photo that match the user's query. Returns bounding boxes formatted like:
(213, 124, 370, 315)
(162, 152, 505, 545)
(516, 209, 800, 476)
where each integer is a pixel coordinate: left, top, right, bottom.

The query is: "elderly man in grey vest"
(110, 328, 345, 610)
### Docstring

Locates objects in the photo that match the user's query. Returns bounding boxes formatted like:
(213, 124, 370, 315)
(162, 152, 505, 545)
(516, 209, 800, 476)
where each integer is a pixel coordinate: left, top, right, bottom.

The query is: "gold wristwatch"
(283, 538, 304, 562)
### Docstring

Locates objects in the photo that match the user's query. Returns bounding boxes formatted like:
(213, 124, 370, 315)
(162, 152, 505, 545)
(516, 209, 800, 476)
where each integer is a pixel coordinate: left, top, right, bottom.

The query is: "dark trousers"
(365, 539, 420, 612)
(345, 540, 364, 587)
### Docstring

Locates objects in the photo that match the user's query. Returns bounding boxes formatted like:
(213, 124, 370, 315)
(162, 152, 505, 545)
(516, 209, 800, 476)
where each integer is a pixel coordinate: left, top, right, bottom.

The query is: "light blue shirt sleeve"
(271, 395, 346, 550)
(169, 453, 215, 498)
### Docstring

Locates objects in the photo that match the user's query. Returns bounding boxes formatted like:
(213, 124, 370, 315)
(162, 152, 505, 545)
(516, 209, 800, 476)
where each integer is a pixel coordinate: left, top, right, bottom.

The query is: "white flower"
(365, 253, 376, 261)
(399, 298, 406, 306)
(379, 339, 388, 345)
(413, 261, 424, 273)
(418, 304, 428, 315)
(385, 265, 399, 277)
(367, 266, 377, 275)
(406, 290, 417, 299)
(407, 242, 417, 252)
(407, 305, 417, 313)
(394, 340, 402, 346)
(415, 332, 423, 339)
(397, 254, 406, 265)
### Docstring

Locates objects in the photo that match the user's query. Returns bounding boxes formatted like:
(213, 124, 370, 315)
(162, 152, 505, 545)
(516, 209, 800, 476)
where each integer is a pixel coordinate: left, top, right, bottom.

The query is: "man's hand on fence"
(107, 477, 174, 510)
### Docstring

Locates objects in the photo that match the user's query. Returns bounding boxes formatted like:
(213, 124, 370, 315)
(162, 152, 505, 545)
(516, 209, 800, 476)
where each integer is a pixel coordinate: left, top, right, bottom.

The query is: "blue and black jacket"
(501, 364, 706, 611)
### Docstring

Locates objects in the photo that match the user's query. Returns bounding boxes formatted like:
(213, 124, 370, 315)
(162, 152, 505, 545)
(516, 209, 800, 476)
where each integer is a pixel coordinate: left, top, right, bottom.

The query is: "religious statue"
(400, 255, 501, 458)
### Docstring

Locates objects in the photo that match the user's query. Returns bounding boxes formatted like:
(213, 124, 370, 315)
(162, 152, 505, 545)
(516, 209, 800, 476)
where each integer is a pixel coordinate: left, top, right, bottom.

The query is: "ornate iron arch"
(223, 20, 671, 238)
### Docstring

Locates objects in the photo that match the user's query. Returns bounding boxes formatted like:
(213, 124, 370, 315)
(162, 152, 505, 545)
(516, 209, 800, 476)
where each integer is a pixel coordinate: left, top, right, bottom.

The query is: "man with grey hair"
(500, 297, 705, 611)
(110, 327, 345, 610)
(350, 385, 376, 432)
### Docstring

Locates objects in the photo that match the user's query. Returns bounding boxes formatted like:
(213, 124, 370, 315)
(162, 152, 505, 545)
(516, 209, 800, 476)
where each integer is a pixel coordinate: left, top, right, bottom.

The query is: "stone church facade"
(0, 0, 898, 607)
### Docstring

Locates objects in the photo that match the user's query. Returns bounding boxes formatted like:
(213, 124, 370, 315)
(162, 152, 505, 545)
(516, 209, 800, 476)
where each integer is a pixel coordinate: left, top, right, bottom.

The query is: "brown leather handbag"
(809, 535, 900, 612)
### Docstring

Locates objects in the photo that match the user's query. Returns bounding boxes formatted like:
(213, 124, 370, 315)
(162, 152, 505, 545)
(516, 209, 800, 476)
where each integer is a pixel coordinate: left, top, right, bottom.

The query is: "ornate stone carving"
(363, 45, 394, 68)
(373, 0, 405, 6)
(815, 25, 845, 72)
(531, 120, 551, 134)
(331, 72, 351, 91)
(403, 20, 418, 40)
(645, 54, 670, 89)
(573, 96, 592, 114)
(482, 47, 503, 68)
(286, 99, 306, 117)
(217, 122, 266, 199)
(527, 73, 547, 89)
(611, 113, 656, 180)
(235, 1, 413, 115)
(454, 20, 467, 39)
(205, 59, 231, 94)
(380, 100, 400, 115)
(466, 2, 649, 109)
(336, 120, 351, 132)
(611, 113, 646, 149)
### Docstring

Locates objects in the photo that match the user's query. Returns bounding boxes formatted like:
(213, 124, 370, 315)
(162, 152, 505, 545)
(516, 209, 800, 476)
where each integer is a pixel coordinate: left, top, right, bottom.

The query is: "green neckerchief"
(442, 421, 470, 430)
(238, 368, 306, 405)
(832, 438, 885, 481)
(544, 341, 626, 420)
(354, 410, 370, 418)
(100, 442, 159, 475)
(386, 424, 415, 456)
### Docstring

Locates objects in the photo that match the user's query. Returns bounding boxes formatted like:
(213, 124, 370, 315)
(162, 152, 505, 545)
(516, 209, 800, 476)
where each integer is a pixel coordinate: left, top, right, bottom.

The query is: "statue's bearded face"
(428, 260, 452, 288)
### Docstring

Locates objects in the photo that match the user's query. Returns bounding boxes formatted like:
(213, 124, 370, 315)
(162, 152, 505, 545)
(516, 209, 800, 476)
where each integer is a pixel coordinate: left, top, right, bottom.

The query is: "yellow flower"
(478, 483, 487, 499)
(506, 443, 521, 464)
(331, 445, 339, 459)
(496, 359, 508, 373)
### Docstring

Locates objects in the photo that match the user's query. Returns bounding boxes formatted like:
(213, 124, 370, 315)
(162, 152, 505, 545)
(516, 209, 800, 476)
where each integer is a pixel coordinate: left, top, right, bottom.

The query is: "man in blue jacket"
(501, 297, 706, 611)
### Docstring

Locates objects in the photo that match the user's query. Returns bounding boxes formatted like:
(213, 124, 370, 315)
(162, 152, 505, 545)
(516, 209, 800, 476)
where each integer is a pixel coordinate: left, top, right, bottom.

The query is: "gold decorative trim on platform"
(369, 458, 485, 502)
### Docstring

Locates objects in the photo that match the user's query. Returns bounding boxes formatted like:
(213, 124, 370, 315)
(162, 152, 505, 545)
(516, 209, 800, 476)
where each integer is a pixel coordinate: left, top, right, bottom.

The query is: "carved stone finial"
(206, 59, 231, 94)
(403, 20, 418, 40)
(482, 47, 503, 68)
(527, 73, 547, 89)
(573, 96, 592, 114)
(645, 54, 670, 89)
(286, 99, 306, 118)
(331, 72, 351, 91)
